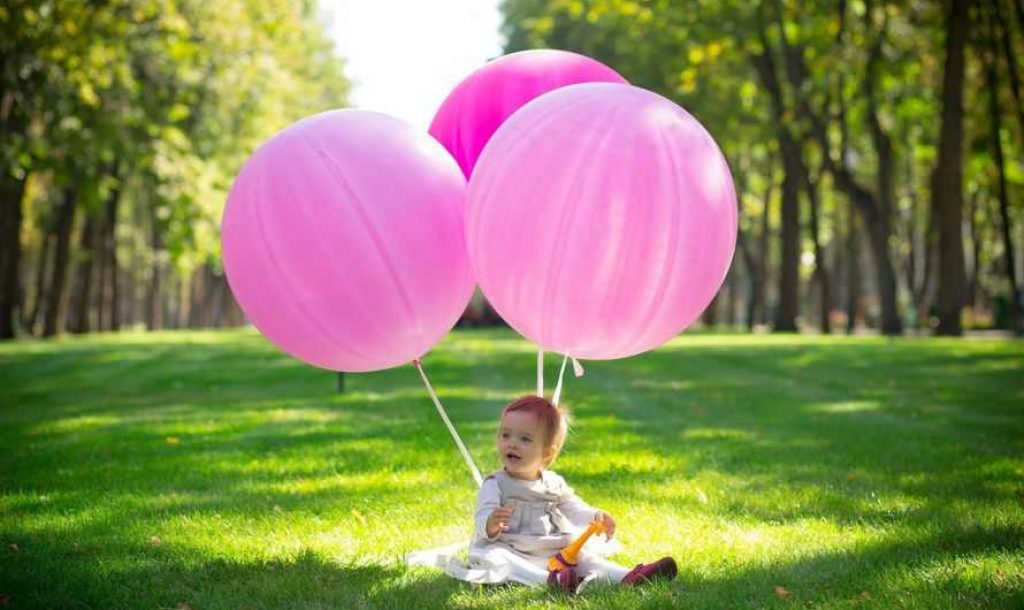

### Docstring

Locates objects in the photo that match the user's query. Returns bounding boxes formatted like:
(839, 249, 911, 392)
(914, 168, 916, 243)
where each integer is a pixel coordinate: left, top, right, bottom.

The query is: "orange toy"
(548, 519, 606, 572)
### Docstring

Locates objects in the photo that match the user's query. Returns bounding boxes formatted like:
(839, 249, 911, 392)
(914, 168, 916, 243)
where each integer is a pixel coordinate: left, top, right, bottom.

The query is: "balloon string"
(413, 359, 483, 487)
(537, 348, 544, 397)
(551, 354, 585, 406)
(552, 355, 569, 406)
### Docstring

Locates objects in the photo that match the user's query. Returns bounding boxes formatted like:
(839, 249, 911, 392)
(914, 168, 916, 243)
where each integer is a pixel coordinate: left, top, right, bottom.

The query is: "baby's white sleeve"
(548, 473, 599, 527)
(559, 492, 600, 528)
(474, 478, 501, 539)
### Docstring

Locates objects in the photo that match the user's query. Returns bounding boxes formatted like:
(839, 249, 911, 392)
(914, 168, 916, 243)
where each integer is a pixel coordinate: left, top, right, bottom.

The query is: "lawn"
(1, 328, 1022, 609)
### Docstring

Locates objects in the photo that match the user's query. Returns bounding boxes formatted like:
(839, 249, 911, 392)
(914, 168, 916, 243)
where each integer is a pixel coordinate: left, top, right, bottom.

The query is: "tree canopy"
(1, 0, 349, 337)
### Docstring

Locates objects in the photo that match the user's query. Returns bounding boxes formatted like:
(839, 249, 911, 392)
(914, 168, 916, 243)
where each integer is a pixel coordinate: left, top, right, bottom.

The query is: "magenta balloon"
(429, 49, 627, 179)
(467, 83, 738, 360)
(222, 110, 473, 372)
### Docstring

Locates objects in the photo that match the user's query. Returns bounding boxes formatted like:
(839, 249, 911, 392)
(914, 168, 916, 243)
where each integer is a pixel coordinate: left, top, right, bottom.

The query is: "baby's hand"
(595, 510, 617, 539)
(486, 504, 514, 538)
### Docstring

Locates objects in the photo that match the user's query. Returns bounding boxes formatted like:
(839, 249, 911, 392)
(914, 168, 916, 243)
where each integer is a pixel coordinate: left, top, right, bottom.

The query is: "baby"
(472, 395, 676, 593)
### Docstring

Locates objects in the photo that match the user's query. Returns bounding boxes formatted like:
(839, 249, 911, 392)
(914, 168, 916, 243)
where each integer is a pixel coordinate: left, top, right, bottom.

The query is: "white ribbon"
(536, 348, 544, 397)
(551, 354, 585, 407)
(413, 358, 482, 487)
(572, 357, 585, 378)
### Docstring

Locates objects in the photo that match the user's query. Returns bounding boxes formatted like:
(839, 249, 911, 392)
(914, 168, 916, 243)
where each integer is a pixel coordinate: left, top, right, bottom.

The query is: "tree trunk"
(918, 195, 938, 329)
(25, 226, 54, 334)
(734, 164, 768, 332)
(726, 271, 738, 327)
(750, 5, 811, 333)
(0, 87, 33, 339)
(225, 290, 245, 327)
(96, 215, 108, 331)
(106, 192, 121, 330)
(189, 265, 207, 328)
(863, 215, 902, 333)
(993, 0, 1024, 134)
(757, 175, 771, 327)
(861, 5, 902, 335)
(750, 36, 800, 332)
(738, 236, 758, 331)
(0, 173, 26, 339)
(1016, 0, 1024, 40)
(146, 207, 163, 331)
(125, 266, 137, 328)
(966, 190, 980, 310)
(904, 153, 935, 329)
(766, 0, 902, 335)
(983, 3, 1022, 334)
(96, 180, 121, 332)
(201, 264, 217, 327)
(146, 265, 161, 330)
(932, 0, 971, 336)
(775, 152, 800, 332)
(43, 189, 77, 338)
(804, 168, 831, 334)
(210, 270, 227, 327)
(846, 202, 860, 334)
(173, 274, 186, 329)
(737, 227, 756, 331)
(68, 215, 98, 334)
(702, 291, 720, 326)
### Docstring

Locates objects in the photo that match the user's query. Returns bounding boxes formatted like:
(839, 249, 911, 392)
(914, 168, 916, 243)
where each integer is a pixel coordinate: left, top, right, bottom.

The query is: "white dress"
(407, 469, 629, 587)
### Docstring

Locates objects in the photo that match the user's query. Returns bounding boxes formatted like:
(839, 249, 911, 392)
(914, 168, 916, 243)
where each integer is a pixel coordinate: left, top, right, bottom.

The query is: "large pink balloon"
(222, 110, 473, 372)
(467, 83, 738, 360)
(429, 49, 627, 179)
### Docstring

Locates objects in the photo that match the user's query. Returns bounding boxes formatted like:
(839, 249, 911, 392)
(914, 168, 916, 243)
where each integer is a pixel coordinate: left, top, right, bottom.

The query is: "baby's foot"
(620, 557, 677, 585)
(547, 566, 581, 594)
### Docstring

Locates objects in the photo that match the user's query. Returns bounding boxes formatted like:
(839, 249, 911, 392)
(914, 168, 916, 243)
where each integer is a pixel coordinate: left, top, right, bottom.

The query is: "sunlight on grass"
(1, 329, 1021, 609)
(811, 400, 882, 414)
(29, 414, 124, 434)
(682, 426, 761, 441)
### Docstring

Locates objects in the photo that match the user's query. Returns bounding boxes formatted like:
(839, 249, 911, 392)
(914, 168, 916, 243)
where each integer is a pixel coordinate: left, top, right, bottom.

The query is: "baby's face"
(497, 410, 551, 480)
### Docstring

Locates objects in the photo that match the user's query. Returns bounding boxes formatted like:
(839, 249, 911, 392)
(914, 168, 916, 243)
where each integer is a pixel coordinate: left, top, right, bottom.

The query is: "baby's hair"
(502, 395, 570, 464)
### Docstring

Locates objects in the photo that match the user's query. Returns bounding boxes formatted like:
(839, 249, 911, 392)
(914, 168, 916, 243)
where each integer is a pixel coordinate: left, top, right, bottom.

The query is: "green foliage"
(501, 0, 1024, 323)
(4, 0, 349, 274)
(1, 329, 1022, 608)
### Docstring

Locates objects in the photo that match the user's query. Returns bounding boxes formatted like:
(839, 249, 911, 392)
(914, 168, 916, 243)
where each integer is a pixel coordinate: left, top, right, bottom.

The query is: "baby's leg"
(475, 547, 550, 586)
(510, 553, 552, 586)
(575, 555, 631, 584)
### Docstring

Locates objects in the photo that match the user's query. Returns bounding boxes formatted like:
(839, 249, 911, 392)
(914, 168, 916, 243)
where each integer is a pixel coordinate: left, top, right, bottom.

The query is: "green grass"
(1, 328, 1022, 609)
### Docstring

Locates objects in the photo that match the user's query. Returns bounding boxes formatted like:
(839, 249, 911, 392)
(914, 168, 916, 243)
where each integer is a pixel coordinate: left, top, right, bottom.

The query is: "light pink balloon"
(467, 83, 738, 360)
(222, 110, 473, 372)
(429, 49, 627, 179)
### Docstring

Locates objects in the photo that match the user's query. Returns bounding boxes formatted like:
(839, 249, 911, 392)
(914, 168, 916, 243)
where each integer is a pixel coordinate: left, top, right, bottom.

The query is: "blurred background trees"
(2, 0, 1021, 340)
(1, 0, 348, 339)
(500, 0, 1022, 336)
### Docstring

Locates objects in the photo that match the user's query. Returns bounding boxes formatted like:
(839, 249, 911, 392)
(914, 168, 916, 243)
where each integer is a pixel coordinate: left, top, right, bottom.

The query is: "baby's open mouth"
(505, 452, 521, 462)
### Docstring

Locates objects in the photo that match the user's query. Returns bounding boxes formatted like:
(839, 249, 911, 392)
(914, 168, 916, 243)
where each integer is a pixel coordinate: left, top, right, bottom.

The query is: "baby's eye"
(501, 432, 510, 439)
(521, 436, 532, 443)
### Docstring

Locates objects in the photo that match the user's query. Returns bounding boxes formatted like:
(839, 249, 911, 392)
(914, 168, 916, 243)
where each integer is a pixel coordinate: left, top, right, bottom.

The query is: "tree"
(5, 0, 350, 339)
(932, 0, 972, 336)
(979, 0, 1021, 335)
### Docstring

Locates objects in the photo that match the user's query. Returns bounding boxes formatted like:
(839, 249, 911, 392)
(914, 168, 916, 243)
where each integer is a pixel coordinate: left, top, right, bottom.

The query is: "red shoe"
(547, 566, 581, 594)
(621, 557, 677, 585)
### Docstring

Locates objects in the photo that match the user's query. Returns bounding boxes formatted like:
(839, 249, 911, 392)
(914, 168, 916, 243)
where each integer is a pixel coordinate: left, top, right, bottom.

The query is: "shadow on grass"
(663, 522, 1024, 610)
(3, 521, 1020, 610)
(1, 329, 1022, 608)
(1, 540, 444, 610)
(558, 340, 1023, 514)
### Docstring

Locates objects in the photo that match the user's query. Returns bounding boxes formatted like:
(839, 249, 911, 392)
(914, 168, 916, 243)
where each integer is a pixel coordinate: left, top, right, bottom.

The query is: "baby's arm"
(474, 478, 506, 540)
(556, 480, 617, 538)
(559, 491, 600, 525)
